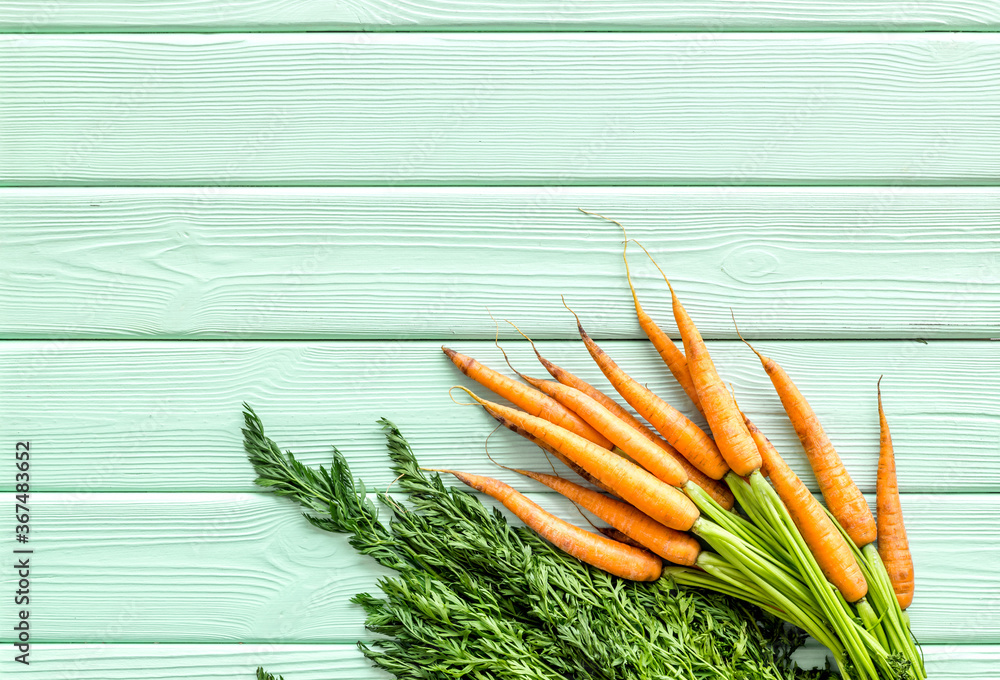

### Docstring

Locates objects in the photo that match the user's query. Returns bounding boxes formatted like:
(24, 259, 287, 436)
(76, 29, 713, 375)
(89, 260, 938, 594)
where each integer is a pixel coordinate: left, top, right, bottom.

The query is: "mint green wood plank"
(0, 645, 382, 679)
(3, 0, 1000, 32)
(4, 34, 1000, 186)
(2, 340, 997, 493)
(0, 492, 993, 643)
(3, 187, 999, 340)
(1, 644, 997, 680)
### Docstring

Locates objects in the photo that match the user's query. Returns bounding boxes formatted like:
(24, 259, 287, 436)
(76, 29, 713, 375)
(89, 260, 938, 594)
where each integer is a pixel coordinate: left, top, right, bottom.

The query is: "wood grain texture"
(0, 644, 378, 679)
(2, 340, 997, 494)
(2, 643, 999, 679)
(4, 34, 1000, 186)
(0, 491, 994, 643)
(3, 187, 1000, 340)
(3, 0, 1000, 32)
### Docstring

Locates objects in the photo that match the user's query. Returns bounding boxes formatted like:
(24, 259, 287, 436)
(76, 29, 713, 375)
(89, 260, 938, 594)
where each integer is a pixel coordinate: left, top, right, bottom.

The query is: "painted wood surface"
(3, 339, 998, 493)
(4, 34, 1000, 186)
(2, 4, 994, 677)
(4, 0, 1000, 33)
(2, 643, 999, 679)
(0, 491, 994, 644)
(3, 187, 999, 340)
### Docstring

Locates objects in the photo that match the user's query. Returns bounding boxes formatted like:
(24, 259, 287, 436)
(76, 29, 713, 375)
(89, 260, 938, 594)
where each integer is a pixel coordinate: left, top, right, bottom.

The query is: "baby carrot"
(510, 327, 734, 509)
(486, 406, 620, 497)
(740, 336, 876, 548)
(455, 387, 699, 531)
(877, 379, 915, 610)
(744, 414, 868, 602)
(435, 468, 662, 581)
(633, 247, 759, 477)
(565, 305, 729, 480)
(514, 468, 701, 566)
(520, 377, 688, 487)
(443, 347, 613, 449)
(582, 211, 702, 412)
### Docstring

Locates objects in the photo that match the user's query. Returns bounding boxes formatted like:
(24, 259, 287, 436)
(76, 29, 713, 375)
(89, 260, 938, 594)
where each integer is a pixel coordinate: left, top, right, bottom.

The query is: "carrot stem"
(723, 472, 788, 558)
(749, 472, 882, 680)
(693, 521, 844, 664)
(686, 479, 786, 562)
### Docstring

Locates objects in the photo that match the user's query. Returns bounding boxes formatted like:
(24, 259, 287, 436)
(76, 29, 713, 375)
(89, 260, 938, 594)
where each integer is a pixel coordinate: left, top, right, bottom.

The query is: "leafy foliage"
(243, 405, 834, 680)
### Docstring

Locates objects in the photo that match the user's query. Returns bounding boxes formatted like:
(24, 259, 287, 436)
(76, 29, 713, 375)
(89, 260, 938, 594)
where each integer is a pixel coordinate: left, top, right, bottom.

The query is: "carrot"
(627, 244, 760, 477)
(744, 414, 868, 602)
(564, 306, 729, 482)
(433, 468, 662, 581)
(598, 526, 647, 549)
(455, 386, 700, 531)
(513, 468, 701, 566)
(877, 379, 915, 610)
(443, 346, 613, 449)
(486, 405, 621, 497)
(518, 376, 689, 488)
(508, 325, 735, 509)
(580, 210, 703, 412)
(738, 332, 876, 548)
(618, 236, 779, 477)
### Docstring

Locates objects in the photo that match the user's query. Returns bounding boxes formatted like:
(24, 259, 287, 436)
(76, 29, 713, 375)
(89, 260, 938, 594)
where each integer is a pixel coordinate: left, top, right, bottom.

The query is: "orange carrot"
(513, 324, 734, 509)
(877, 379, 915, 609)
(443, 347, 613, 449)
(455, 386, 699, 531)
(629, 246, 760, 477)
(514, 468, 700, 566)
(739, 336, 876, 548)
(598, 527, 646, 549)
(434, 468, 662, 581)
(744, 414, 868, 602)
(518, 376, 688, 488)
(487, 406, 620, 497)
(565, 307, 729, 481)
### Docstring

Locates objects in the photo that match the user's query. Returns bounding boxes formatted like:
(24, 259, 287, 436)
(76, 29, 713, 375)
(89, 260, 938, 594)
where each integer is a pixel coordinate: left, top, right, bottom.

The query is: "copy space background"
(2, 4, 1000, 679)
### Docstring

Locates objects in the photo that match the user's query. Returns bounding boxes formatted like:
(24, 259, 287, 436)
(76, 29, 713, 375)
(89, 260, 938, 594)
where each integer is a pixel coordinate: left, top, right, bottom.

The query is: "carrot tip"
(629, 239, 676, 297)
(730, 312, 765, 362)
(560, 295, 586, 334)
(448, 385, 480, 406)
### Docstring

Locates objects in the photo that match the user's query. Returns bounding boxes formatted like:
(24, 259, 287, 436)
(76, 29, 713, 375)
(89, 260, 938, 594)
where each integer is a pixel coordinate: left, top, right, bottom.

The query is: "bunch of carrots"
(434, 215, 921, 680)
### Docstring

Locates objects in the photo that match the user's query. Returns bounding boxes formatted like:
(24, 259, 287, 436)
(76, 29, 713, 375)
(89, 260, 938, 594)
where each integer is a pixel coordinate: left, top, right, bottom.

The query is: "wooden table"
(2, 4, 999, 678)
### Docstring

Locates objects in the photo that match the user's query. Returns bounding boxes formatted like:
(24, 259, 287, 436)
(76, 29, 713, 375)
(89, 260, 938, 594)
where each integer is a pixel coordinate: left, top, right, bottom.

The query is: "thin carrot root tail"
(730, 312, 766, 363)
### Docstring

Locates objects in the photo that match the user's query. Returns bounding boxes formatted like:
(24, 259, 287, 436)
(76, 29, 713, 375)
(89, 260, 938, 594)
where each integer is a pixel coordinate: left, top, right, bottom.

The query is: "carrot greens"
(244, 406, 832, 680)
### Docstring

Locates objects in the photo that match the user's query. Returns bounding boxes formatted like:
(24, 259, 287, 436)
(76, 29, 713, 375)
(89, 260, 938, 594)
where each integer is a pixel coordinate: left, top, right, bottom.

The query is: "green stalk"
(861, 544, 925, 679)
(857, 599, 889, 649)
(692, 519, 844, 664)
(725, 472, 788, 557)
(822, 504, 925, 679)
(748, 472, 881, 680)
(685, 480, 784, 558)
(694, 519, 816, 609)
(664, 566, 844, 662)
